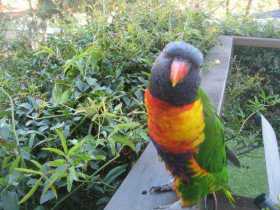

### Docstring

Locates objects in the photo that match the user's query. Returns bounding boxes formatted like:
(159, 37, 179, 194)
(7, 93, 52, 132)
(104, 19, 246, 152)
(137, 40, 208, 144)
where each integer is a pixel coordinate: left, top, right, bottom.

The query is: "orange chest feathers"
(145, 89, 205, 153)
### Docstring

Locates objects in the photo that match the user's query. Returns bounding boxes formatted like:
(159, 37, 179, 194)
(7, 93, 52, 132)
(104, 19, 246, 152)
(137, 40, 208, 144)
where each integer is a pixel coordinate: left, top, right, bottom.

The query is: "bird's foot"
(203, 193, 218, 210)
(213, 192, 218, 210)
(154, 201, 199, 210)
(150, 183, 173, 193)
(149, 178, 174, 193)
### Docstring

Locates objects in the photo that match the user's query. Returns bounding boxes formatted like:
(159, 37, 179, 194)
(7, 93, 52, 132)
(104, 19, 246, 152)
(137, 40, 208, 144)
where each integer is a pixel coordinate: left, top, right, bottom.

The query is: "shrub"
(0, 1, 219, 209)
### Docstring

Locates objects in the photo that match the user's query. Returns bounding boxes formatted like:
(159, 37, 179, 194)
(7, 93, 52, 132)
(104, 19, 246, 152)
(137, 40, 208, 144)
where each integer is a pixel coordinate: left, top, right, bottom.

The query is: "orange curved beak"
(170, 59, 189, 87)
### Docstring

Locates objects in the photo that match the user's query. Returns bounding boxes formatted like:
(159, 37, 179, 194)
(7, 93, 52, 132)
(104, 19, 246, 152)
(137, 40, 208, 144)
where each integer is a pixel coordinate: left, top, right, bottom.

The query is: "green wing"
(196, 88, 227, 173)
(179, 88, 234, 204)
(179, 88, 235, 203)
(197, 88, 240, 168)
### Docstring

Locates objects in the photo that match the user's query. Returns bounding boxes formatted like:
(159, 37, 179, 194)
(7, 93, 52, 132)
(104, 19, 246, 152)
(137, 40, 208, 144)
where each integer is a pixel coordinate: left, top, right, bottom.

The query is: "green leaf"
(103, 164, 127, 185)
(109, 122, 140, 137)
(69, 167, 78, 181)
(74, 153, 93, 162)
(1, 191, 20, 210)
(34, 206, 45, 210)
(19, 178, 42, 204)
(0, 124, 11, 140)
(42, 170, 66, 195)
(67, 167, 77, 192)
(114, 122, 139, 131)
(42, 147, 66, 157)
(30, 160, 43, 170)
(15, 168, 43, 176)
(111, 135, 136, 152)
(77, 172, 88, 179)
(50, 185, 58, 199)
(55, 129, 68, 154)
(68, 140, 84, 157)
(40, 190, 56, 204)
(81, 134, 95, 142)
(34, 46, 55, 57)
(51, 83, 71, 105)
(93, 154, 106, 161)
(20, 146, 31, 160)
(66, 175, 73, 192)
(9, 156, 21, 171)
(47, 159, 66, 167)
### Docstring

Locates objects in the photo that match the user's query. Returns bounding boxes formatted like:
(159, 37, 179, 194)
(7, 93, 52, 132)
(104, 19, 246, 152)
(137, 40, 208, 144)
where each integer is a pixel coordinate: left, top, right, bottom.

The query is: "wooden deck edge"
(233, 36, 280, 49)
(104, 36, 242, 210)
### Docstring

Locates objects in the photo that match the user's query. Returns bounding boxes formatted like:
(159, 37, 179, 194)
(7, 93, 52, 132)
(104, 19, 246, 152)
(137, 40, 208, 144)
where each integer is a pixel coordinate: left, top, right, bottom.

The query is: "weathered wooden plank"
(105, 36, 235, 210)
(234, 36, 280, 49)
(201, 36, 233, 114)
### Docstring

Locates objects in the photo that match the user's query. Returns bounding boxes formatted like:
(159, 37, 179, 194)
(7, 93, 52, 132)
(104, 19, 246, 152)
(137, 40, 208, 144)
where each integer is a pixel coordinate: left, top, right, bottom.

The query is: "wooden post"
(234, 36, 280, 49)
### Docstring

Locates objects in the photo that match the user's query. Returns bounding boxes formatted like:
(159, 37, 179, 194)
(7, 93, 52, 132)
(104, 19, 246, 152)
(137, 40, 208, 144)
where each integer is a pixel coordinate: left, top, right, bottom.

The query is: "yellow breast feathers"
(145, 89, 205, 153)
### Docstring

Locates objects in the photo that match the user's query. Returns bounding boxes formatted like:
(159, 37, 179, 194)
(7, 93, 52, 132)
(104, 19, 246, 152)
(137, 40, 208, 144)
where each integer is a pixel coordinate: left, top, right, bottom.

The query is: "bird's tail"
(223, 188, 235, 204)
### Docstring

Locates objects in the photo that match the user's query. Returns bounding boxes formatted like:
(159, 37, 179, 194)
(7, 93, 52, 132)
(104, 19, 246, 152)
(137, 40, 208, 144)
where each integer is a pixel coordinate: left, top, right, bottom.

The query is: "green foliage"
(228, 147, 267, 197)
(219, 15, 280, 201)
(0, 1, 219, 209)
(2, 0, 280, 209)
(223, 47, 280, 162)
(221, 15, 280, 38)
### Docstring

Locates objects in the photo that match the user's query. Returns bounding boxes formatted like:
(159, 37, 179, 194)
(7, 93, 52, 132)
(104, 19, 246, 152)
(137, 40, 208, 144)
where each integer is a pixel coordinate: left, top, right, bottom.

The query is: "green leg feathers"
(175, 167, 232, 207)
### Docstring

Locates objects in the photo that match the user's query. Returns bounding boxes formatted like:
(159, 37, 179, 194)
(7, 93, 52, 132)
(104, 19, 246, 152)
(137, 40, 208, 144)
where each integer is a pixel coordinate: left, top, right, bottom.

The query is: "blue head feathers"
(163, 41, 204, 67)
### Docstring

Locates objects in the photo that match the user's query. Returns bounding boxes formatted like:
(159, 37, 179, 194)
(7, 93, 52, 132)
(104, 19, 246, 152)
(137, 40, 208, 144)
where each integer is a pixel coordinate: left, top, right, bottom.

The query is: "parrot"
(144, 41, 235, 210)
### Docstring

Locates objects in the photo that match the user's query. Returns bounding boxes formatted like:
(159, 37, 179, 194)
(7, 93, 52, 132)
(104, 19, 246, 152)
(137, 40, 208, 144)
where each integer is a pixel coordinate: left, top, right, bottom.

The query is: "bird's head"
(149, 41, 203, 106)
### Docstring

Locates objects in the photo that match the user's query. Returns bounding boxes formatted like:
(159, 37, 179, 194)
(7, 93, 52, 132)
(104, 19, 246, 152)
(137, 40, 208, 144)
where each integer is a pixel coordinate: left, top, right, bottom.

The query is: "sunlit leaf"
(42, 147, 66, 157)
(51, 83, 71, 105)
(110, 135, 136, 152)
(15, 168, 43, 176)
(42, 170, 66, 195)
(68, 140, 84, 157)
(47, 159, 66, 167)
(55, 129, 68, 154)
(19, 178, 42, 204)
(67, 167, 77, 192)
(30, 160, 43, 170)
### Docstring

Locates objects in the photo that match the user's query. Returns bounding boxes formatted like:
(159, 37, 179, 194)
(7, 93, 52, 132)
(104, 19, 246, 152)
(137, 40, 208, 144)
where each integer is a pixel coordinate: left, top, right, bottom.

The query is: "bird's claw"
(203, 193, 218, 210)
(150, 183, 173, 193)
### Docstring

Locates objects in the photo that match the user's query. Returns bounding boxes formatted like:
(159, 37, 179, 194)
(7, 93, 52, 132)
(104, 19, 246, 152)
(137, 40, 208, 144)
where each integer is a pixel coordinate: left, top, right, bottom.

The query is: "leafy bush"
(221, 15, 280, 38)
(223, 46, 280, 156)
(0, 1, 219, 209)
(219, 15, 280, 157)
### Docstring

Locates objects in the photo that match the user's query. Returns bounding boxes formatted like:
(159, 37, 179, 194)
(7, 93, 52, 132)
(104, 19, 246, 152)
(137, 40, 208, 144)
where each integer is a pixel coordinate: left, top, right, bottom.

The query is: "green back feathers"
(196, 88, 227, 173)
(177, 88, 232, 205)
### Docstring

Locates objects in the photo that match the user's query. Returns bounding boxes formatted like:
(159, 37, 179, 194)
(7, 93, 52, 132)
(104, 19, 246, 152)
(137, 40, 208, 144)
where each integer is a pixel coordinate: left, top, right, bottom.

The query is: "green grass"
(229, 147, 267, 197)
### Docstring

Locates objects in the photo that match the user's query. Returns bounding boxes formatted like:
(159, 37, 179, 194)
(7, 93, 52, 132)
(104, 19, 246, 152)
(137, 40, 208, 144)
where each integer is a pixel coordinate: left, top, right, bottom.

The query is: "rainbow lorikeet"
(145, 41, 234, 209)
